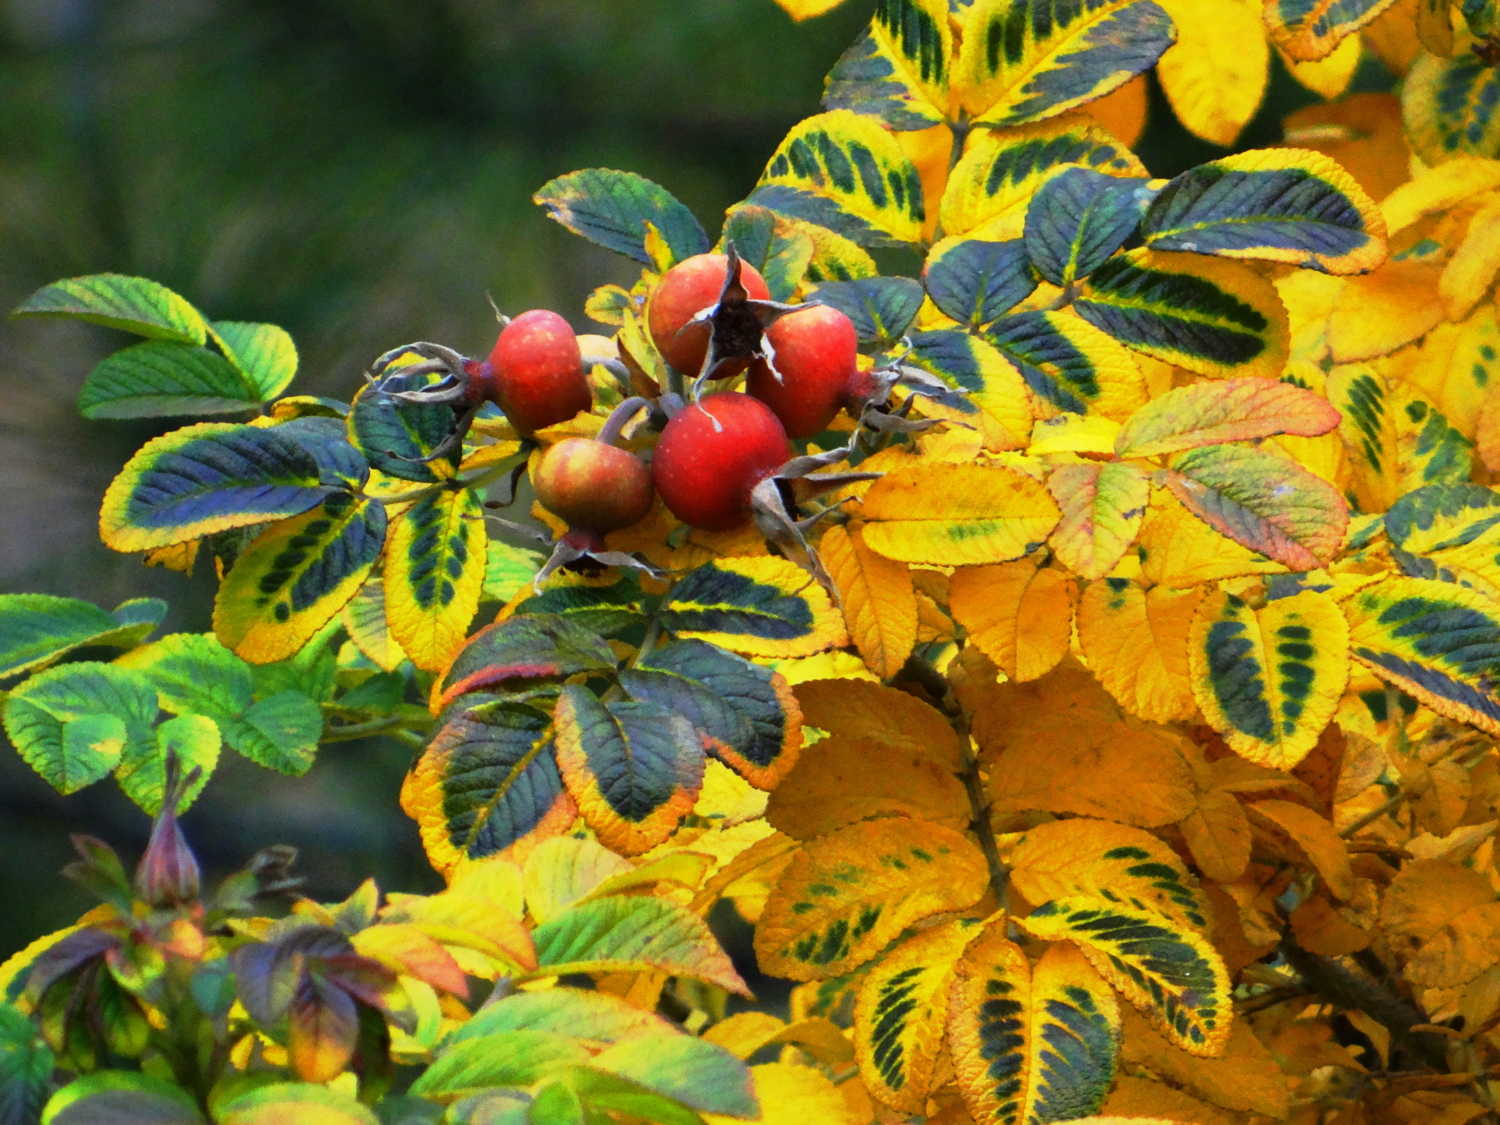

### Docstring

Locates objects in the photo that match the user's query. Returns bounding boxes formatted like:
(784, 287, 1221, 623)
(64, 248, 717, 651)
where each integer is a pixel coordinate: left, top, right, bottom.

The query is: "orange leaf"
(949, 557, 1076, 682)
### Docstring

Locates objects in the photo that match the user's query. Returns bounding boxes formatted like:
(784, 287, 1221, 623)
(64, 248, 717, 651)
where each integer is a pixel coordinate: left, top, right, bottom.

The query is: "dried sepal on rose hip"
(493, 396, 665, 589)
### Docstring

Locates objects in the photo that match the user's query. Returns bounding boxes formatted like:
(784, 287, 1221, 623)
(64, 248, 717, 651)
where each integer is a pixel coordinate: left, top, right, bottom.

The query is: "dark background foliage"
(0, 0, 1382, 958)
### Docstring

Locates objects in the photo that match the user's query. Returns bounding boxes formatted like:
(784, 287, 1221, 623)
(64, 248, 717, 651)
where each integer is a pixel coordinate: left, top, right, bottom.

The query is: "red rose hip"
(534, 438, 654, 532)
(648, 253, 771, 379)
(484, 309, 592, 436)
(746, 304, 860, 439)
(652, 392, 790, 531)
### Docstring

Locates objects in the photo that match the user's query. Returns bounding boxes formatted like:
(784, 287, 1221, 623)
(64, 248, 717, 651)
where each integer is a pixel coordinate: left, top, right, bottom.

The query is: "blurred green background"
(0, 0, 1378, 959)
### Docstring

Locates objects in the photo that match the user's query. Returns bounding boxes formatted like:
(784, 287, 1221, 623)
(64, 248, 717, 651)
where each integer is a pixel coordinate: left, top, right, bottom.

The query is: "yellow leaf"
(341, 578, 408, 673)
(1380, 858, 1495, 955)
(1362, 0, 1423, 74)
(1404, 901, 1500, 987)
(793, 679, 965, 771)
(854, 918, 984, 1113)
(1179, 788, 1252, 883)
(703, 1012, 853, 1064)
(1120, 1004, 1288, 1116)
(949, 926, 1121, 1122)
(765, 733, 969, 841)
(1084, 73, 1149, 147)
(1279, 34, 1362, 100)
(771, 0, 849, 18)
(899, 125, 955, 244)
(861, 463, 1061, 567)
(1005, 817, 1208, 932)
(822, 522, 916, 680)
(1187, 588, 1349, 770)
(704, 1062, 857, 1125)
(1383, 156, 1500, 235)
(1289, 885, 1376, 955)
(1046, 462, 1151, 579)
(1246, 798, 1355, 899)
(384, 488, 487, 673)
(1409, 302, 1500, 439)
(1135, 490, 1288, 587)
(521, 835, 633, 925)
(976, 664, 1199, 827)
(1327, 258, 1446, 362)
(1281, 92, 1412, 203)
(1155, 0, 1268, 146)
(1276, 268, 1344, 362)
(1102, 1075, 1236, 1125)
(1440, 194, 1500, 320)
(447, 854, 526, 918)
(1077, 580, 1204, 723)
(1028, 413, 1122, 456)
(754, 817, 989, 981)
(949, 557, 1076, 681)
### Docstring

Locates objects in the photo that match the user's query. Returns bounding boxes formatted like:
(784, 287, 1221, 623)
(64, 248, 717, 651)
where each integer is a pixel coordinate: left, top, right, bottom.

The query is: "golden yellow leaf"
(1154, 0, 1268, 146)
(1361, 0, 1422, 76)
(860, 463, 1062, 567)
(821, 522, 917, 680)
(1046, 461, 1151, 580)
(1119, 1004, 1289, 1117)
(754, 817, 989, 981)
(1102, 1075, 1235, 1125)
(1289, 886, 1375, 955)
(1084, 73, 1149, 147)
(770, 0, 850, 19)
(1380, 858, 1495, 956)
(521, 835, 633, 925)
(703, 1011, 786, 1058)
(1440, 195, 1500, 321)
(793, 679, 964, 771)
(1077, 580, 1203, 723)
(1246, 798, 1354, 899)
(1408, 302, 1500, 438)
(1281, 93, 1412, 203)
(977, 665, 1198, 827)
(764, 734, 969, 841)
(1135, 490, 1287, 588)
(949, 557, 1076, 682)
(384, 489, 487, 673)
(704, 1062, 857, 1125)
(1179, 788, 1252, 883)
(1404, 901, 1500, 987)
(1381, 156, 1500, 236)
(1327, 258, 1446, 362)
(1279, 34, 1362, 100)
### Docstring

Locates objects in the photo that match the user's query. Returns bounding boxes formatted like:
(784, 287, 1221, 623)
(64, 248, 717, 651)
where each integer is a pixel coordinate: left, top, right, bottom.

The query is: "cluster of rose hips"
(371, 252, 882, 582)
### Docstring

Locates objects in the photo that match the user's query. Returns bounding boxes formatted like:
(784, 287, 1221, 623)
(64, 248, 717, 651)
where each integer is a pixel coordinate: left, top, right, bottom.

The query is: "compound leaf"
(384, 489, 486, 673)
(1115, 377, 1341, 458)
(534, 168, 709, 267)
(658, 556, 847, 659)
(13, 273, 206, 344)
(755, 817, 989, 981)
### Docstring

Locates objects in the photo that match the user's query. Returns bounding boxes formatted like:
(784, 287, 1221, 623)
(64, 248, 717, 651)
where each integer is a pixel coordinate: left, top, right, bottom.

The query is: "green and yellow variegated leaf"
(13, 273, 207, 343)
(1414, 293, 1500, 436)
(906, 329, 1033, 449)
(922, 238, 1038, 329)
(657, 556, 847, 659)
(721, 205, 816, 303)
(861, 462, 1061, 565)
(1115, 377, 1342, 458)
(1343, 575, 1500, 736)
(1265, 0, 1400, 60)
(1025, 167, 1154, 288)
(211, 321, 299, 401)
(348, 375, 457, 485)
(0, 594, 165, 680)
(1327, 364, 1472, 513)
(747, 111, 925, 248)
(985, 310, 1148, 419)
(1074, 249, 1291, 380)
(509, 573, 647, 638)
(1142, 149, 1387, 274)
(341, 578, 408, 673)
(432, 614, 617, 713)
(1403, 50, 1500, 166)
(554, 684, 704, 857)
(1006, 818, 1206, 932)
(854, 918, 983, 1114)
(532, 168, 710, 267)
(940, 114, 1147, 241)
(1018, 897, 1231, 1056)
(1077, 580, 1204, 723)
(99, 423, 333, 552)
(956, 0, 1176, 127)
(1187, 589, 1348, 770)
(755, 817, 989, 980)
(2, 663, 158, 795)
(949, 925, 1121, 1125)
(1046, 461, 1150, 579)
(793, 216, 882, 282)
(213, 494, 386, 664)
(384, 489, 486, 673)
(1166, 444, 1348, 570)
(1386, 482, 1500, 598)
(824, 0, 955, 130)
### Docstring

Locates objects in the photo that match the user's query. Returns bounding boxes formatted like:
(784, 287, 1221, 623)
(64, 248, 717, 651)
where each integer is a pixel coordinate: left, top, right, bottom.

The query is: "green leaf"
(1025, 167, 1153, 287)
(619, 639, 802, 791)
(591, 1036, 756, 1119)
(0, 1002, 52, 1125)
(1141, 149, 1387, 275)
(923, 238, 1036, 329)
(123, 633, 253, 726)
(449, 988, 674, 1046)
(1019, 897, 1231, 1056)
(41, 1070, 205, 1125)
(807, 277, 924, 346)
(747, 110, 925, 248)
(1166, 444, 1349, 570)
(78, 341, 260, 420)
(210, 321, 299, 400)
(1265, 0, 1398, 59)
(3, 663, 157, 794)
(534, 169, 709, 268)
(1073, 248, 1291, 380)
(531, 896, 750, 995)
(956, 0, 1175, 127)
(983, 309, 1147, 418)
(213, 493, 387, 664)
(823, 0, 955, 130)
(410, 1030, 589, 1103)
(433, 614, 618, 713)
(215, 1082, 378, 1125)
(482, 541, 545, 604)
(1344, 575, 1500, 736)
(348, 375, 456, 485)
(404, 699, 570, 877)
(511, 576, 647, 638)
(99, 422, 333, 553)
(227, 691, 323, 775)
(554, 685, 704, 857)
(721, 206, 815, 303)
(657, 557, 848, 660)
(540, 1070, 709, 1125)
(1402, 49, 1500, 165)
(116, 714, 220, 815)
(0, 594, 165, 680)
(13, 274, 207, 345)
